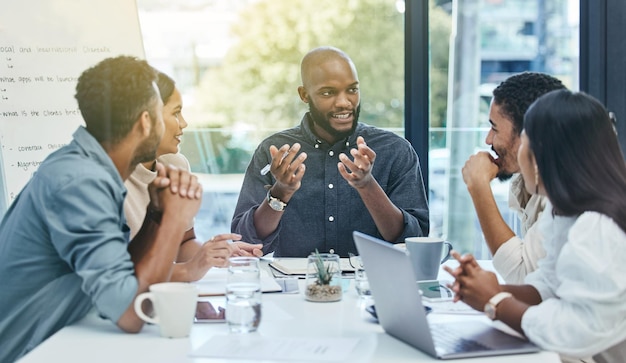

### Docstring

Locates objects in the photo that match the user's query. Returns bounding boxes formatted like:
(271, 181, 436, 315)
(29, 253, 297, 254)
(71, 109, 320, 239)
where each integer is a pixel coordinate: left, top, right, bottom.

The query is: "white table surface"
(19, 261, 560, 363)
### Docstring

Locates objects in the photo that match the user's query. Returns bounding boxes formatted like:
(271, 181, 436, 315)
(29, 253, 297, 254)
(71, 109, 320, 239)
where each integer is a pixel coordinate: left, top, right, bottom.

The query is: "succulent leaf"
(313, 249, 334, 285)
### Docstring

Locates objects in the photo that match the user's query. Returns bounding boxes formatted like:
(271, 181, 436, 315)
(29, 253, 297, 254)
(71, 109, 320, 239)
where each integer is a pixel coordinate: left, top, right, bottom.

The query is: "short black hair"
(492, 72, 566, 135)
(75, 56, 159, 144)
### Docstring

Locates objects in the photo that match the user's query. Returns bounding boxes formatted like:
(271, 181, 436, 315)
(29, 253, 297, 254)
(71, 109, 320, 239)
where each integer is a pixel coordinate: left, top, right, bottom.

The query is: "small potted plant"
(305, 249, 342, 302)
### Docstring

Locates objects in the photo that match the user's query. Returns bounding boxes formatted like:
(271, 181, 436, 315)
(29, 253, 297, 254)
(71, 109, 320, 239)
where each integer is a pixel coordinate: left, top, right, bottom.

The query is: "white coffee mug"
(404, 237, 453, 281)
(134, 282, 198, 338)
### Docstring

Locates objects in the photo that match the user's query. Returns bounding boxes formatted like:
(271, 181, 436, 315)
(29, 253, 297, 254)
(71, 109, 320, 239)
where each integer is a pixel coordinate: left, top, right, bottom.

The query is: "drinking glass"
(225, 257, 261, 333)
(349, 253, 371, 298)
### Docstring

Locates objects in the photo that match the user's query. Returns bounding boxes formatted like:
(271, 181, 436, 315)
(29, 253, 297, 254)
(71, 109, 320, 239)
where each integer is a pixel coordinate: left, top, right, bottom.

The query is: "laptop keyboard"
(430, 325, 491, 353)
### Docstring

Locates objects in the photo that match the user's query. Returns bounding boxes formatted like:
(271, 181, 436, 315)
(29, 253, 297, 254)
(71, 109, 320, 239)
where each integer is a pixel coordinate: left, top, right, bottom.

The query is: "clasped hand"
(443, 250, 502, 312)
(147, 162, 202, 222)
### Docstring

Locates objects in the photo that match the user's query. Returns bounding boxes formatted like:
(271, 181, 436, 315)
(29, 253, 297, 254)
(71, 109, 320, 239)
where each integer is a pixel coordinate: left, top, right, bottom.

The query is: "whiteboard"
(0, 0, 145, 215)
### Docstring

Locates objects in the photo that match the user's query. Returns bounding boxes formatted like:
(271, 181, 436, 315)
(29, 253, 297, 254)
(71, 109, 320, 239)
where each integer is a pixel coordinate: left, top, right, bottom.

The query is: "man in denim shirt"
(0, 56, 202, 362)
(232, 47, 429, 257)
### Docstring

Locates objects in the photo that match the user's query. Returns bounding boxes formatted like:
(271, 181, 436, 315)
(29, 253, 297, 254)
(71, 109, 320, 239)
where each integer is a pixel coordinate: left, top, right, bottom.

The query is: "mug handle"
(134, 292, 158, 325)
(440, 241, 453, 264)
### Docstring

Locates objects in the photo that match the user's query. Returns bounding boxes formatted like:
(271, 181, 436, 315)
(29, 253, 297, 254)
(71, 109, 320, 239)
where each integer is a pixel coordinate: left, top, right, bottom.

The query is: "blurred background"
(136, 0, 580, 257)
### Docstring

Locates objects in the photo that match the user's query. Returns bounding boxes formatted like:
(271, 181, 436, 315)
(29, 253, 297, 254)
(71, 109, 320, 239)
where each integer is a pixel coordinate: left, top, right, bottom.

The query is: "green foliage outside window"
(192, 0, 450, 134)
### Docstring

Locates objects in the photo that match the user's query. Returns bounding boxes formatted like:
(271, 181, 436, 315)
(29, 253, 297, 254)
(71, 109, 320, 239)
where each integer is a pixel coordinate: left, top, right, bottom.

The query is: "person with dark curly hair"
(447, 90, 626, 362)
(0, 56, 203, 362)
(462, 72, 565, 283)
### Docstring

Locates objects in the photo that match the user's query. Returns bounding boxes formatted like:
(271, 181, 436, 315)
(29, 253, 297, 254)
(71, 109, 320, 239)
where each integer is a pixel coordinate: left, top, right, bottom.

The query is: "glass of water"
(225, 257, 261, 333)
(349, 253, 371, 298)
(354, 268, 371, 297)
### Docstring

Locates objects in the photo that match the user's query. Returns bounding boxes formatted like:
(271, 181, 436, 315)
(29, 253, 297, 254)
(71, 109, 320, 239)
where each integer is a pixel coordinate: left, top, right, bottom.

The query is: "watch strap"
(266, 189, 287, 211)
(484, 292, 512, 320)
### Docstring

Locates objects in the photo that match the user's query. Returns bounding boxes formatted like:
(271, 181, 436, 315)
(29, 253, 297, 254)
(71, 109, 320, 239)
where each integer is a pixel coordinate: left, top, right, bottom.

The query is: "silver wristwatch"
(266, 189, 287, 211)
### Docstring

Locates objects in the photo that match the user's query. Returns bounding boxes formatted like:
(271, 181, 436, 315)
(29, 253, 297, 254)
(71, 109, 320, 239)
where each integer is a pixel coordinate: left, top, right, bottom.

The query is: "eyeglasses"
(348, 252, 364, 270)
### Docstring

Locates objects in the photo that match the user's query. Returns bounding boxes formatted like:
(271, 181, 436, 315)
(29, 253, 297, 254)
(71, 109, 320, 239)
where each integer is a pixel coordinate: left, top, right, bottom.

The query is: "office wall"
(0, 0, 145, 215)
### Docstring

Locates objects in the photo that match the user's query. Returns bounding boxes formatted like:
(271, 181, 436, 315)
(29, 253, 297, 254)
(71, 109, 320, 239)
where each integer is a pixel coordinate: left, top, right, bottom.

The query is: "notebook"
(269, 258, 355, 276)
(352, 231, 540, 360)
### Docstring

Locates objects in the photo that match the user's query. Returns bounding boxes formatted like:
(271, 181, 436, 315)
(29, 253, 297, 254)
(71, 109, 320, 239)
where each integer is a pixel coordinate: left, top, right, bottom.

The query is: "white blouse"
(522, 205, 626, 359)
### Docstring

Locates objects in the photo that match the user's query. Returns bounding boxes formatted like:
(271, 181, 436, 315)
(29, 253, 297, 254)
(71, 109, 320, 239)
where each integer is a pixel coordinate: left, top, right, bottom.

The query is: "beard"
(132, 123, 161, 165)
(492, 146, 514, 181)
(496, 171, 514, 182)
(308, 100, 360, 141)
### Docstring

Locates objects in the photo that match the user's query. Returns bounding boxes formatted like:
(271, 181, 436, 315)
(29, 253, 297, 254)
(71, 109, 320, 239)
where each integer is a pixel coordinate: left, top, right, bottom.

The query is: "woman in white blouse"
(445, 89, 626, 362)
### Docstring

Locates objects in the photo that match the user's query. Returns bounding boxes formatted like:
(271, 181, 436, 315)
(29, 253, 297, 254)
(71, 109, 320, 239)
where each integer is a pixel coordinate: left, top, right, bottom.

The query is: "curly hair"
(492, 72, 566, 135)
(75, 56, 159, 144)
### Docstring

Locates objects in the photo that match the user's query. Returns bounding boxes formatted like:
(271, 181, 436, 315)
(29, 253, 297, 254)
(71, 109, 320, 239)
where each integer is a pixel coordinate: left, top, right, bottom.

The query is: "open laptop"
(353, 231, 540, 359)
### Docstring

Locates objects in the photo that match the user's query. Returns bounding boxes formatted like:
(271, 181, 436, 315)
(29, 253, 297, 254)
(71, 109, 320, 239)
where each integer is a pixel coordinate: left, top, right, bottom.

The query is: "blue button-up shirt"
(0, 126, 138, 362)
(232, 115, 429, 257)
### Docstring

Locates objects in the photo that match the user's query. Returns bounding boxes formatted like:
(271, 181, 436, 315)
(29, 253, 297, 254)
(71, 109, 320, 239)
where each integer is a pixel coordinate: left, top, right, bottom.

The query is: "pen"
(260, 152, 290, 175)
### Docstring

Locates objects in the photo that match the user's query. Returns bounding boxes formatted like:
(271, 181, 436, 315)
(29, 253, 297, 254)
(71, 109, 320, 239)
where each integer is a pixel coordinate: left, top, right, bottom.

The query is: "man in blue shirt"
(232, 47, 429, 257)
(0, 56, 203, 362)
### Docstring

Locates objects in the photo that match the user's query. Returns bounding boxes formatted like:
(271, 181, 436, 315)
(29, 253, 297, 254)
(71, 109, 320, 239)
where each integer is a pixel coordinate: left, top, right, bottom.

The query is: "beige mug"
(134, 282, 198, 338)
(404, 237, 453, 281)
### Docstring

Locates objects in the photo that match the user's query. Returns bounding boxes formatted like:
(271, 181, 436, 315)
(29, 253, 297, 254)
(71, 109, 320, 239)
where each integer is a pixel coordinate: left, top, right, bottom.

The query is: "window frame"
(579, 0, 626, 158)
(406, 0, 626, 177)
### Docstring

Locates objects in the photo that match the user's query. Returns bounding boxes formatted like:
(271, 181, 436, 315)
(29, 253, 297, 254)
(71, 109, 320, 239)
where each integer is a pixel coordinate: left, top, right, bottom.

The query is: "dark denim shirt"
(0, 126, 137, 362)
(232, 115, 429, 257)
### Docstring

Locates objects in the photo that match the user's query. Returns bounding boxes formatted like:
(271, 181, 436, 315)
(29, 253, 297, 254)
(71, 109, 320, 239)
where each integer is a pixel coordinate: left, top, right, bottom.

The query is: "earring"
(534, 164, 539, 194)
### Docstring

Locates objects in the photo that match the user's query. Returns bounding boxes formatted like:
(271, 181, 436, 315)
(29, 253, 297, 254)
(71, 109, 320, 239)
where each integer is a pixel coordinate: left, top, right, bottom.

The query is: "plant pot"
(305, 283, 342, 302)
(304, 253, 342, 302)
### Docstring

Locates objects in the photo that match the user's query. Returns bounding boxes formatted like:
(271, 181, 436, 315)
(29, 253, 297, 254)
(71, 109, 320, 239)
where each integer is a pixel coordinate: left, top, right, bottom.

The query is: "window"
(428, 0, 580, 256)
(137, 0, 405, 240)
(137, 0, 580, 254)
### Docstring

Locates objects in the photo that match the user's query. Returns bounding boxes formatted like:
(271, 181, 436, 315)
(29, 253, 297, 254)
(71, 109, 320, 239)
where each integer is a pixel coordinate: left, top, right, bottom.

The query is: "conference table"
(19, 260, 560, 363)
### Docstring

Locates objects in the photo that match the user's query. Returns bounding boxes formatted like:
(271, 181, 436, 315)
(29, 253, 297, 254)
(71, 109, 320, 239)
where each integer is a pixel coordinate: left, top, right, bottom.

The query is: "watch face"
(484, 304, 496, 320)
(269, 199, 285, 211)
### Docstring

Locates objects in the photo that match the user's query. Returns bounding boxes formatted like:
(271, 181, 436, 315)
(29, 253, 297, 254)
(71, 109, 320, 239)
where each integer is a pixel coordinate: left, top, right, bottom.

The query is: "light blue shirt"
(0, 126, 138, 362)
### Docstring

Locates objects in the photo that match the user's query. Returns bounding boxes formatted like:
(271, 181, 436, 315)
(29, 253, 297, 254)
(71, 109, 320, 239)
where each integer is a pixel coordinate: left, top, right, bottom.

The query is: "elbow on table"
(117, 320, 144, 334)
(116, 311, 145, 333)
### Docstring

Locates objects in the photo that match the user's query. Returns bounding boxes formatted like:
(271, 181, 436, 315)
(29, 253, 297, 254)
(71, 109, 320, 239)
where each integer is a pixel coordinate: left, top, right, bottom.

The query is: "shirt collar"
(72, 126, 125, 187)
(300, 112, 360, 150)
